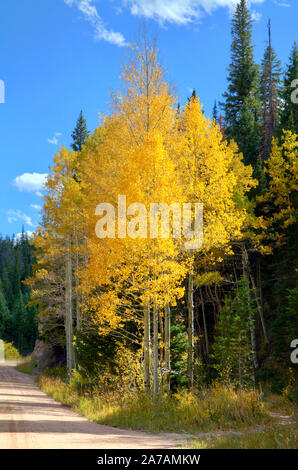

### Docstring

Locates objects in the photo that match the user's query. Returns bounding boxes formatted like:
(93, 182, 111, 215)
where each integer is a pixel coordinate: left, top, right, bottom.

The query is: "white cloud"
(273, 0, 290, 6)
(123, 0, 265, 24)
(65, 1, 266, 41)
(7, 210, 34, 227)
(47, 132, 62, 145)
(13, 172, 48, 193)
(14, 231, 34, 242)
(64, 0, 127, 47)
(251, 9, 262, 21)
(30, 204, 42, 211)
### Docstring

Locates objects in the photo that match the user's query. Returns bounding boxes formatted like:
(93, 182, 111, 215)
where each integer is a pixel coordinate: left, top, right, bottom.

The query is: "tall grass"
(191, 425, 298, 449)
(16, 359, 38, 375)
(38, 375, 271, 434)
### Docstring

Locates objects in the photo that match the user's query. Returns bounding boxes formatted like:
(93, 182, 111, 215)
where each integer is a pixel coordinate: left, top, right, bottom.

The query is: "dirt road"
(0, 362, 188, 449)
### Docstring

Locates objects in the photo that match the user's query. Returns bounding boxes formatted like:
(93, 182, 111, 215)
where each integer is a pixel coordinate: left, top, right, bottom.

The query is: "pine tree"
(212, 100, 218, 123)
(212, 276, 256, 387)
(0, 282, 10, 340)
(12, 290, 27, 354)
(222, 0, 261, 167)
(2, 257, 14, 309)
(71, 110, 89, 152)
(260, 21, 282, 163)
(278, 42, 298, 135)
(188, 89, 197, 102)
(285, 272, 298, 351)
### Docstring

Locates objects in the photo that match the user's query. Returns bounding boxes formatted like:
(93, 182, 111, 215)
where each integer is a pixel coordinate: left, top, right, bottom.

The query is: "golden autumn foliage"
(73, 41, 257, 338)
(257, 130, 298, 250)
(28, 37, 260, 390)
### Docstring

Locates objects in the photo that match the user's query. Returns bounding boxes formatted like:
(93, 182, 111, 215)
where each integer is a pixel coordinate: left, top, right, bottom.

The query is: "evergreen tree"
(222, 0, 261, 167)
(212, 100, 218, 123)
(212, 276, 256, 387)
(188, 89, 197, 102)
(278, 42, 298, 135)
(0, 282, 10, 340)
(12, 290, 27, 354)
(0, 234, 38, 354)
(71, 110, 89, 152)
(285, 273, 298, 350)
(252, 155, 267, 196)
(1, 256, 14, 309)
(24, 304, 39, 353)
(260, 21, 282, 163)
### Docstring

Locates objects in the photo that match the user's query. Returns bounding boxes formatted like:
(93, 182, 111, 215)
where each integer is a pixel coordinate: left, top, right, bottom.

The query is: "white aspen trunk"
(65, 237, 75, 382)
(159, 309, 164, 365)
(143, 301, 151, 392)
(241, 245, 259, 371)
(200, 287, 209, 360)
(153, 300, 159, 397)
(164, 303, 171, 392)
(73, 227, 81, 330)
(249, 272, 269, 344)
(75, 246, 81, 330)
(187, 273, 194, 389)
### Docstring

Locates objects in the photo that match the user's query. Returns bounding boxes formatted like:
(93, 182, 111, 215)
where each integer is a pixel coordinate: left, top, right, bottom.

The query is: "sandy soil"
(0, 362, 188, 449)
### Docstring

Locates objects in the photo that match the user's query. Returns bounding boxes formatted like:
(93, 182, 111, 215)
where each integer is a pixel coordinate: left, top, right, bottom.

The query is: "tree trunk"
(75, 234, 81, 330)
(159, 309, 164, 364)
(241, 245, 259, 371)
(65, 237, 75, 382)
(238, 348, 243, 389)
(249, 272, 269, 344)
(164, 303, 171, 392)
(143, 301, 151, 392)
(187, 273, 194, 389)
(250, 323, 259, 372)
(153, 300, 159, 397)
(200, 287, 209, 360)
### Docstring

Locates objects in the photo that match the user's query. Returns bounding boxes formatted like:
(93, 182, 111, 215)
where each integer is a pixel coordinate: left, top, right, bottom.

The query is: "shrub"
(43, 365, 67, 381)
(4, 342, 21, 360)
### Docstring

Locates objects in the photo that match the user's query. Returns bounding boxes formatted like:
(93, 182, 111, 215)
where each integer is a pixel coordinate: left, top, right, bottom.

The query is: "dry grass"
(38, 375, 271, 434)
(190, 423, 298, 449)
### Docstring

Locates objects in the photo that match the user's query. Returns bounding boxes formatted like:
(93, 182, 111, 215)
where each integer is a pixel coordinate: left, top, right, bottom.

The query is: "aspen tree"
(176, 96, 256, 388)
(35, 147, 84, 380)
(78, 36, 188, 396)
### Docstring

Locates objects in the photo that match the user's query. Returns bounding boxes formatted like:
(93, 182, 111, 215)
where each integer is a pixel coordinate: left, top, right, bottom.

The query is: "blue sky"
(0, 0, 297, 237)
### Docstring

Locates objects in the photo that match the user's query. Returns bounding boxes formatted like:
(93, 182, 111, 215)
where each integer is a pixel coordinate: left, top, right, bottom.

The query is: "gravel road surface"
(0, 362, 188, 449)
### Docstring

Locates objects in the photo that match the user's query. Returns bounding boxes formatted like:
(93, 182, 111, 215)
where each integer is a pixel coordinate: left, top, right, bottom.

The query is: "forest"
(1, 0, 297, 446)
(0, 231, 38, 356)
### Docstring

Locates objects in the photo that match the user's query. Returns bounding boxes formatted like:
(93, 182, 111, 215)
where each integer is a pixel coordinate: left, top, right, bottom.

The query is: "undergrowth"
(38, 372, 271, 434)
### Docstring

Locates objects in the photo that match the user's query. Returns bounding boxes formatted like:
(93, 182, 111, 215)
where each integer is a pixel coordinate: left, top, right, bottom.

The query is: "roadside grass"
(190, 424, 298, 449)
(16, 359, 38, 375)
(263, 389, 298, 415)
(37, 374, 273, 434)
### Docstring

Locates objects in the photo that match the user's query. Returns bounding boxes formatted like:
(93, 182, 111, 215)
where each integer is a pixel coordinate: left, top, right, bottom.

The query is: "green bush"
(43, 365, 67, 381)
(4, 342, 21, 360)
(288, 387, 298, 404)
